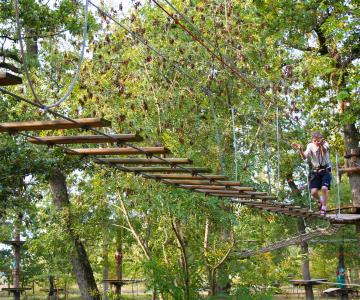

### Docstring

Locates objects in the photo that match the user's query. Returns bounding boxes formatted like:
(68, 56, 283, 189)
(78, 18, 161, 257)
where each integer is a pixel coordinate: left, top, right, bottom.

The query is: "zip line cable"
(14, 0, 89, 109)
(305, 161, 312, 211)
(0, 87, 246, 187)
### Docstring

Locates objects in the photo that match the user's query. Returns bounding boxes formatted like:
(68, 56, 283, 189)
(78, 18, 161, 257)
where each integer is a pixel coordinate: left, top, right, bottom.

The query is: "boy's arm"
(291, 143, 307, 160)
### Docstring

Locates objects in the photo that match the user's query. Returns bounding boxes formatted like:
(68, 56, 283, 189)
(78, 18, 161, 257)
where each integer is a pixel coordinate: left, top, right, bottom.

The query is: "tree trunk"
(343, 124, 360, 207)
(49, 170, 100, 300)
(12, 215, 21, 300)
(171, 219, 191, 300)
(298, 219, 314, 300)
(115, 230, 123, 296)
(337, 245, 349, 300)
(103, 244, 109, 300)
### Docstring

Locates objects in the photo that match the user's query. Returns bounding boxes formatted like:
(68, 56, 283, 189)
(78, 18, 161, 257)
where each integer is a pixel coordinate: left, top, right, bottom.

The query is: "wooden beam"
(162, 179, 247, 186)
(339, 167, 360, 174)
(0, 118, 111, 132)
(27, 134, 143, 145)
(195, 189, 252, 195)
(65, 147, 170, 156)
(151, 174, 228, 180)
(210, 193, 253, 198)
(0, 72, 22, 86)
(96, 157, 192, 164)
(177, 184, 254, 191)
(121, 167, 211, 173)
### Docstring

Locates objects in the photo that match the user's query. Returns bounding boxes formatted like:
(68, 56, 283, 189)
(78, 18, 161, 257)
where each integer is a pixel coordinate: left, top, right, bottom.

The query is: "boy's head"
(311, 131, 324, 144)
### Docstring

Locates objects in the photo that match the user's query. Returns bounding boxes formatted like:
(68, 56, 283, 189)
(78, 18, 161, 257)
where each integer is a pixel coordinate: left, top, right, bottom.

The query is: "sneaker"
(320, 207, 327, 216)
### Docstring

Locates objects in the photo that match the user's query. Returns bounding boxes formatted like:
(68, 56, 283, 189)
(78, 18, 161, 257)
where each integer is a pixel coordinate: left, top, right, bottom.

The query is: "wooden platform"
(103, 279, 144, 286)
(290, 279, 327, 286)
(1, 287, 32, 292)
(0, 118, 110, 132)
(27, 134, 143, 145)
(66, 147, 170, 156)
(2, 240, 25, 246)
(339, 167, 360, 174)
(322, 287, 359, 297)
(0, 72, 22, 86)
(96, 157, 192, 165)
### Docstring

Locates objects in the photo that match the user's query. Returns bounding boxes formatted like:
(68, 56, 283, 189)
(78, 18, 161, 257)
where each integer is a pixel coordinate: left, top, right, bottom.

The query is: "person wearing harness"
(292, 131, 332, 216)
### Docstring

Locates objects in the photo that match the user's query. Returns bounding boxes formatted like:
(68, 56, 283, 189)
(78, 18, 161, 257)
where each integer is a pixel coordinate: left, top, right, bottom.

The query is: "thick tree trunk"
(49, 170, 100, 300)
(298, 219, 314, 300)
(343, 124, 360, 207)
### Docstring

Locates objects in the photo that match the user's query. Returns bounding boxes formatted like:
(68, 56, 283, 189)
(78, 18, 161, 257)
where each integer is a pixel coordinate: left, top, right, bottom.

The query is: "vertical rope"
(208, 92, 225, 174)
(264, 138, 272, 194)
(305, 162, 312, 211)
(231, 107, 238, 181)
(336, 152, 341, 217)
(275, 105, 281, 196)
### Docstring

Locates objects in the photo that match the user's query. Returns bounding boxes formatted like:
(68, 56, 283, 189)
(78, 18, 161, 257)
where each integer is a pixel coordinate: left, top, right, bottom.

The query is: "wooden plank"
(0, 118, 111, 132)
(209, 193, 252, 198)
(162, 179, 248, 186)
(195, 189, 251, 195)
(151, 174, 228, 180)
(27, 134, 143, 145)
(179, 185, 241, 190)
(96, 157, 192, 164)
(121, 167, 211, 173)
(339, 167, 360, 174)
(65, 147, 170, 156)
(0, 72, 22, 86)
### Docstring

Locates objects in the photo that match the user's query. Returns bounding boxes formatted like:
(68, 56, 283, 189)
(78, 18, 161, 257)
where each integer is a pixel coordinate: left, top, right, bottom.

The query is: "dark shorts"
(309, 170, 332, 190)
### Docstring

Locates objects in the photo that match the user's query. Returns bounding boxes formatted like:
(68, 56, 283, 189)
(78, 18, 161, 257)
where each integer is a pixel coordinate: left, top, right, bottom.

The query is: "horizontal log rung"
(0, 72, 22, 86)
(0, 118, 111, 132)
(66, 147, 170, 156)
(27, 134, 143, 145)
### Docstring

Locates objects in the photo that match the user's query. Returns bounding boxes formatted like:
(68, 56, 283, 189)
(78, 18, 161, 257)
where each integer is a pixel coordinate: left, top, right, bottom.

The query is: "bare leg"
(311, 188, 319, 201)
(321, 186, 328, 208)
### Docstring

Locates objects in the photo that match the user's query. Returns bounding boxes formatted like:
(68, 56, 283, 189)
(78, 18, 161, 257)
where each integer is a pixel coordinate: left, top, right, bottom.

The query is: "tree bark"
(171, 219, 191, 300)
(12, 214, 22, 300)
(49, 170, 100, 300)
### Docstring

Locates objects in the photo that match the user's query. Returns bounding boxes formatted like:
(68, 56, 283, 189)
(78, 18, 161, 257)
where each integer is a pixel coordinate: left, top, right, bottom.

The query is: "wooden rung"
(151, 174, 228, 180)
(27, 134, 143, 145)
(0, 72, 22, 86)
(257, 195, 277, 200)
(195, 189, 251, 195)
(121, 167, 211, 173)
(96, 158, 192, 164)
(0, 118, 111, 132)
(178, 184, 254, 191)
(211, 193, 252, 198)
(243, 191, 267, 195)
(2, 240, 25, 246)
(339, 167, 360, 174)
(162, 180, 246, 186)
(66, 147, 170, 156)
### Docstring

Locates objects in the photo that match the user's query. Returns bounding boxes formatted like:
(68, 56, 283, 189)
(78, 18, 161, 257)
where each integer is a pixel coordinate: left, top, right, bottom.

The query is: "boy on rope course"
(292, 132, 332, 216)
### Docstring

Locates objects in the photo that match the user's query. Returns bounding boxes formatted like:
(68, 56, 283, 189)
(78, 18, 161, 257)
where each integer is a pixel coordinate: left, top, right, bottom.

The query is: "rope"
(231, 107, 238, 181)
(208, 92, 225, 174)
(336, 152, 341, 217)
(14, 0, 89, 109)
(305, 162, 312, 211)
(264, 135, 272, 194)
(276, 105, 280, 196)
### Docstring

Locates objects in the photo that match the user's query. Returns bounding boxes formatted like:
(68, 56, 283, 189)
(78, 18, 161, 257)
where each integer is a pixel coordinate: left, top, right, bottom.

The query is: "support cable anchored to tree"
(14, 0, 89, 109)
